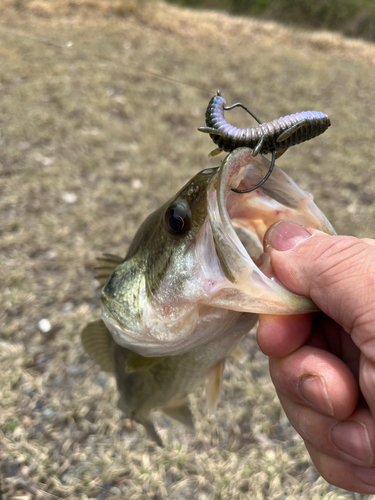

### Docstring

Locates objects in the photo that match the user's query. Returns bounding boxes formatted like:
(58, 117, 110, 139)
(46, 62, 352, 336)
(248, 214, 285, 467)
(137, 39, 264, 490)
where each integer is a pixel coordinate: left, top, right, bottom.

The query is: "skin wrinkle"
(279, 392, 335, 453)
(359, 337, 375, 362)
(294, 402, 315, 444)
(337, 287, 369, 338)
(305, 239, 371, 300)
(280, 390, 372, 467)
(351, 313, 375, 353)
(309, 254, 368, 304)
(288, 239, 375, 338)
(310, 282, 350, 335)
(349, 273, 375, 348)
(275, 390, 313, 443)
(312, 240, 374, 290)
(308, 233, 364, 262)
(350, 277, 375, 323)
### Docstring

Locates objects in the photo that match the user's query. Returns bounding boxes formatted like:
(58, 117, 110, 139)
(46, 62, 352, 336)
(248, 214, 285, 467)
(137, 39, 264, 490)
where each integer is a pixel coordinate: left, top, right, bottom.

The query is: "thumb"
(264, 221, 375, 347)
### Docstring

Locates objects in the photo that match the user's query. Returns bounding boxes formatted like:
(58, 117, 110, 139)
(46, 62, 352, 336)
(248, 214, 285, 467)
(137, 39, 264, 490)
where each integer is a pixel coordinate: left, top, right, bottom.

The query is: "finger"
(263, 221, 375, 361)
(305, 441, 375, 494)
(309, 315, 361, 378)
(257, 313, 312, 358)
(269, 346, 358, 419)
(360, 355, 375, 419)
(278, 392, 375, 469)
(361, 238, 375, 247)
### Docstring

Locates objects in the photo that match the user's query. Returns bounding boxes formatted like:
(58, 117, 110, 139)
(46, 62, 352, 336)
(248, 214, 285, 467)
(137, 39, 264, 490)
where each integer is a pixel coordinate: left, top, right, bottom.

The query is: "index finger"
(257, 313, 312, 358)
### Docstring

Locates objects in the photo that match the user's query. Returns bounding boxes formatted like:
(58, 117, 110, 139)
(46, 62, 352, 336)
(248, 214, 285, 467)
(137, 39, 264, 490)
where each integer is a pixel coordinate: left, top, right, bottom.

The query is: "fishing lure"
(198, 91, 331, 193)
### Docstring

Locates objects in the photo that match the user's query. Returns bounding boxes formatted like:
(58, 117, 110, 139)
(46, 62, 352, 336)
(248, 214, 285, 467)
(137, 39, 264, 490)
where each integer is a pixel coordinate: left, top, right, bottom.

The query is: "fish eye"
(164, 199, 191, 236)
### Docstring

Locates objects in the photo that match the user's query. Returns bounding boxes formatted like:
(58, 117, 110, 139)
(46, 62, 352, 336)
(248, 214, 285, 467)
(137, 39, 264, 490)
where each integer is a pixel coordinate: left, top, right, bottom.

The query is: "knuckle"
(307, 236, 372, 292)
(305, 236, 375, 339)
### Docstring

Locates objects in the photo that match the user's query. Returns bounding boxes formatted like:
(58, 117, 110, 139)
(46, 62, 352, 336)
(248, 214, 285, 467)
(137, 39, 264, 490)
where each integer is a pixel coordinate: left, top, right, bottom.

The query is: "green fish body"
(82, 148, 335, 444)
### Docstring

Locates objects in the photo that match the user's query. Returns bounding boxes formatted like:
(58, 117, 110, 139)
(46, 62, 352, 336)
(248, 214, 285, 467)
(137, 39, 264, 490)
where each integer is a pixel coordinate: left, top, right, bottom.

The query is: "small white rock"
(131, 178, 142, 189)
(61, 192, 77, 204)
(347, 200, 357, 214)
(38, 318, 51, 333)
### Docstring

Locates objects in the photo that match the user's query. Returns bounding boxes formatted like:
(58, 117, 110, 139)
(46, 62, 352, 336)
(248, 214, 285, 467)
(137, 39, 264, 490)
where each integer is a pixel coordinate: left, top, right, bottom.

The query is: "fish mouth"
(100, 147, 335, 356)
(205, 147, 336, 315)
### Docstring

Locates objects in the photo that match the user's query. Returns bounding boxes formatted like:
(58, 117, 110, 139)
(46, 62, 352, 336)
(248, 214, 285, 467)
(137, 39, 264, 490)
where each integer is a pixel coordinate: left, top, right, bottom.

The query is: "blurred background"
(169, 0, 375, 41)
(1, 0, 375, 498)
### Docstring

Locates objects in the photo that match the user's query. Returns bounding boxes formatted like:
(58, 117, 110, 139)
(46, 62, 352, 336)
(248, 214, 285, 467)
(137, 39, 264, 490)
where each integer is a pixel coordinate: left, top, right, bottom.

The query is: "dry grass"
(1, 0, 375, 498)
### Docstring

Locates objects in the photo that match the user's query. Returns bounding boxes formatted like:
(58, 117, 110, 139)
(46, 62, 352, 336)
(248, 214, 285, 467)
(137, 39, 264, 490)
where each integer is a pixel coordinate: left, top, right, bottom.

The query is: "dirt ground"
(1, 1, 375, 498)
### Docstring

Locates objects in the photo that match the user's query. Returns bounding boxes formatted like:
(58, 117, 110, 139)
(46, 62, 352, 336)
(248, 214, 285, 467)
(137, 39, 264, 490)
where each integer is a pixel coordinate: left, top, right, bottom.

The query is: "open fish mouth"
(205, 147, 336, 314)
(101, 147, 335, 356)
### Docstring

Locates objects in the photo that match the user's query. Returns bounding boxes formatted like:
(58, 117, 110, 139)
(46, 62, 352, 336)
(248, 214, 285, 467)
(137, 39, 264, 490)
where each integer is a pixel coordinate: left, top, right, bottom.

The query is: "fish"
(82, 147, 335, 445)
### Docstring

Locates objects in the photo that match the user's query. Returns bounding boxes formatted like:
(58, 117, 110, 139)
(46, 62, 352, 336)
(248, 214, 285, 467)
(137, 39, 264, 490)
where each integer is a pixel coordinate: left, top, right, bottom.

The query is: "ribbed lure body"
(202, 94, 331, 155)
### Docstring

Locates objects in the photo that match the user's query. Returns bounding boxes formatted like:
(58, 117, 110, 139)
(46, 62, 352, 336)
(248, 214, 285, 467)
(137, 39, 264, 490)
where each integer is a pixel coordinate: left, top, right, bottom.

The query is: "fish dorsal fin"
(206, 359, 226, 414)
(81, 319, 113, 372)
(94, 253, 123, 288)
(125, 352, 165, 373)
(162, 400, 195, 430)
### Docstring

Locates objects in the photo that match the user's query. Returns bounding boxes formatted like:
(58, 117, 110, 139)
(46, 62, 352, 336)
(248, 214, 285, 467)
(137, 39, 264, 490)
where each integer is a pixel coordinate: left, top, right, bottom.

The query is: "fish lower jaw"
(100, 305, 141, 351)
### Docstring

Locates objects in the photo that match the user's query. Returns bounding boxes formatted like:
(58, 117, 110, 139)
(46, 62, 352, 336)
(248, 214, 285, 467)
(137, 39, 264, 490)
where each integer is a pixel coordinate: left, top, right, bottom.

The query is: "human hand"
(257, 220, 375, 493)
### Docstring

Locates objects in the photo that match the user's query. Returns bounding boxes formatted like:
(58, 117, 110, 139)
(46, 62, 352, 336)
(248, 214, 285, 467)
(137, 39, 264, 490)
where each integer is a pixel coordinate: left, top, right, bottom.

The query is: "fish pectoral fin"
(230, 346, 246, 363)
(125, 352, 165, 373)
(162, 401, 195, 430)
(94, 274, 114, 287)
(206, 359, 226, 414)
(81, 319, 113, 372)
(94, 253, 123, 288)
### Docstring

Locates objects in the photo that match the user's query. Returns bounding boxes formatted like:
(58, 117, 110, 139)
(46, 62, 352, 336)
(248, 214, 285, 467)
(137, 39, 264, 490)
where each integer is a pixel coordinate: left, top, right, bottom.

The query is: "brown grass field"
(1, 0, 375, 498)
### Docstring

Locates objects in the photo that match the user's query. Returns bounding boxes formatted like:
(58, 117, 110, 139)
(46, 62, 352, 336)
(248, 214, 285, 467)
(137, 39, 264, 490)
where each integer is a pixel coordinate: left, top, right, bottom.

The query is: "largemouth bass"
(82, 148, 335, 445)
